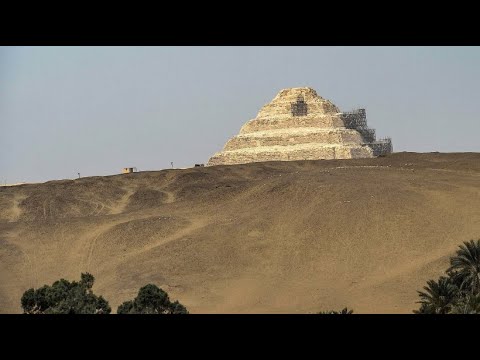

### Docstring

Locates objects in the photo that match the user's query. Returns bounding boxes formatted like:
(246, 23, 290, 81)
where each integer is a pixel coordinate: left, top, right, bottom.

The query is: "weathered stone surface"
(207, 87, 375, 166)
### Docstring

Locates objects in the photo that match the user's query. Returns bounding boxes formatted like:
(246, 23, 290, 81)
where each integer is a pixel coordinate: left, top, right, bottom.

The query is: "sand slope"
(1, 152, 479, 313)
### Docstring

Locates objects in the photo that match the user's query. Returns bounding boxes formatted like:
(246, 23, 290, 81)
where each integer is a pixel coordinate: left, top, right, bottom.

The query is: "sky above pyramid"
(1, 47, 479, 182)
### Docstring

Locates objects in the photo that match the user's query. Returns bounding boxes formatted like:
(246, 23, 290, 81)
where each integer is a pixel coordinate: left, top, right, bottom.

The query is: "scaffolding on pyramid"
(340, 108, 393, 156)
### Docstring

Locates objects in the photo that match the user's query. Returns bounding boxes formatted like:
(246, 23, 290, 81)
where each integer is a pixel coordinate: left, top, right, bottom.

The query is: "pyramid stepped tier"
(224, 128, 366, 150)
(240, 115, 346, 133)
(254, 87, 340, 120)
(207, 87, 390, 166)
(208, 144, 372, 165)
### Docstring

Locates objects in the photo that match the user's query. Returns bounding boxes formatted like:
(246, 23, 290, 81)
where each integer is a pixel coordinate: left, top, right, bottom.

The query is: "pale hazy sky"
(1, 47, 479, 183)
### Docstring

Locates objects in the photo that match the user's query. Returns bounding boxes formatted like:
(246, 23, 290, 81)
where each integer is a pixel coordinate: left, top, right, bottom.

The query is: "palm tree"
(416, 276, 458, 314)
(414, 303, 435, 314)
(451, 293, 480, 314)
(447, 239, 480, 294)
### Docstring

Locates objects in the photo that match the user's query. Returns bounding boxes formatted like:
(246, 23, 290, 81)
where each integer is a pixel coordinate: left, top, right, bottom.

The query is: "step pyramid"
(207, 87, 392, 166)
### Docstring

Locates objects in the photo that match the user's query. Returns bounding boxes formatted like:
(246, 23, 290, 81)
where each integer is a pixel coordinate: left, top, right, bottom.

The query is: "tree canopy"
(415, 239, 480, 314)
(21, 273, 111, 314)
(117, 284, 188, 314)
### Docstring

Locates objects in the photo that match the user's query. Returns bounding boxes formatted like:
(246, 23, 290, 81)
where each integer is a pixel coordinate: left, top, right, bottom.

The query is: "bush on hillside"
(21, 273, 111, 314)
(117, 284, 188, 314)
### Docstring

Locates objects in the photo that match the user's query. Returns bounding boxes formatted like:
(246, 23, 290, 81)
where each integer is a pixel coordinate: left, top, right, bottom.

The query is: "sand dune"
(1, 152, 479, 313)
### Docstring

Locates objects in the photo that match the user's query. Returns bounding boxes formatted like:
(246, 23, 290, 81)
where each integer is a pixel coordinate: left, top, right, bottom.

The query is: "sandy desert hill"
(1, 152, 479, 313)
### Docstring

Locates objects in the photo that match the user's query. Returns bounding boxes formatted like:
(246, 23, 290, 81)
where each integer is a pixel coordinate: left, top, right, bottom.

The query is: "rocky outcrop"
(207, 87, 377, 166)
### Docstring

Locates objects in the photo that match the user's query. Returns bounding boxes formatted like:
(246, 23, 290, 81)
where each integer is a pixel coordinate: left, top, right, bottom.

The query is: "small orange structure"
(122, 167, 136, 174)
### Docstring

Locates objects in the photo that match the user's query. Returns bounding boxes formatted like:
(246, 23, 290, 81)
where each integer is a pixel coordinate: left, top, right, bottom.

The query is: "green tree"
(447, 239, 480, 294)
(170, 300, 189, 314)
(415, 303, 436, 314)
(117, 284, 188, 314)
(451, 293, 480, 314)
(414, 239, 480, 314)
(20, 273, 111, 314)
(415, 276, 458, 314)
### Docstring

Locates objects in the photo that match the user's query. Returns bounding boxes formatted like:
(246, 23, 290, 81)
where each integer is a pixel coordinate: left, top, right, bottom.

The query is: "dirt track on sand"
(1, 152, 479, 313)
